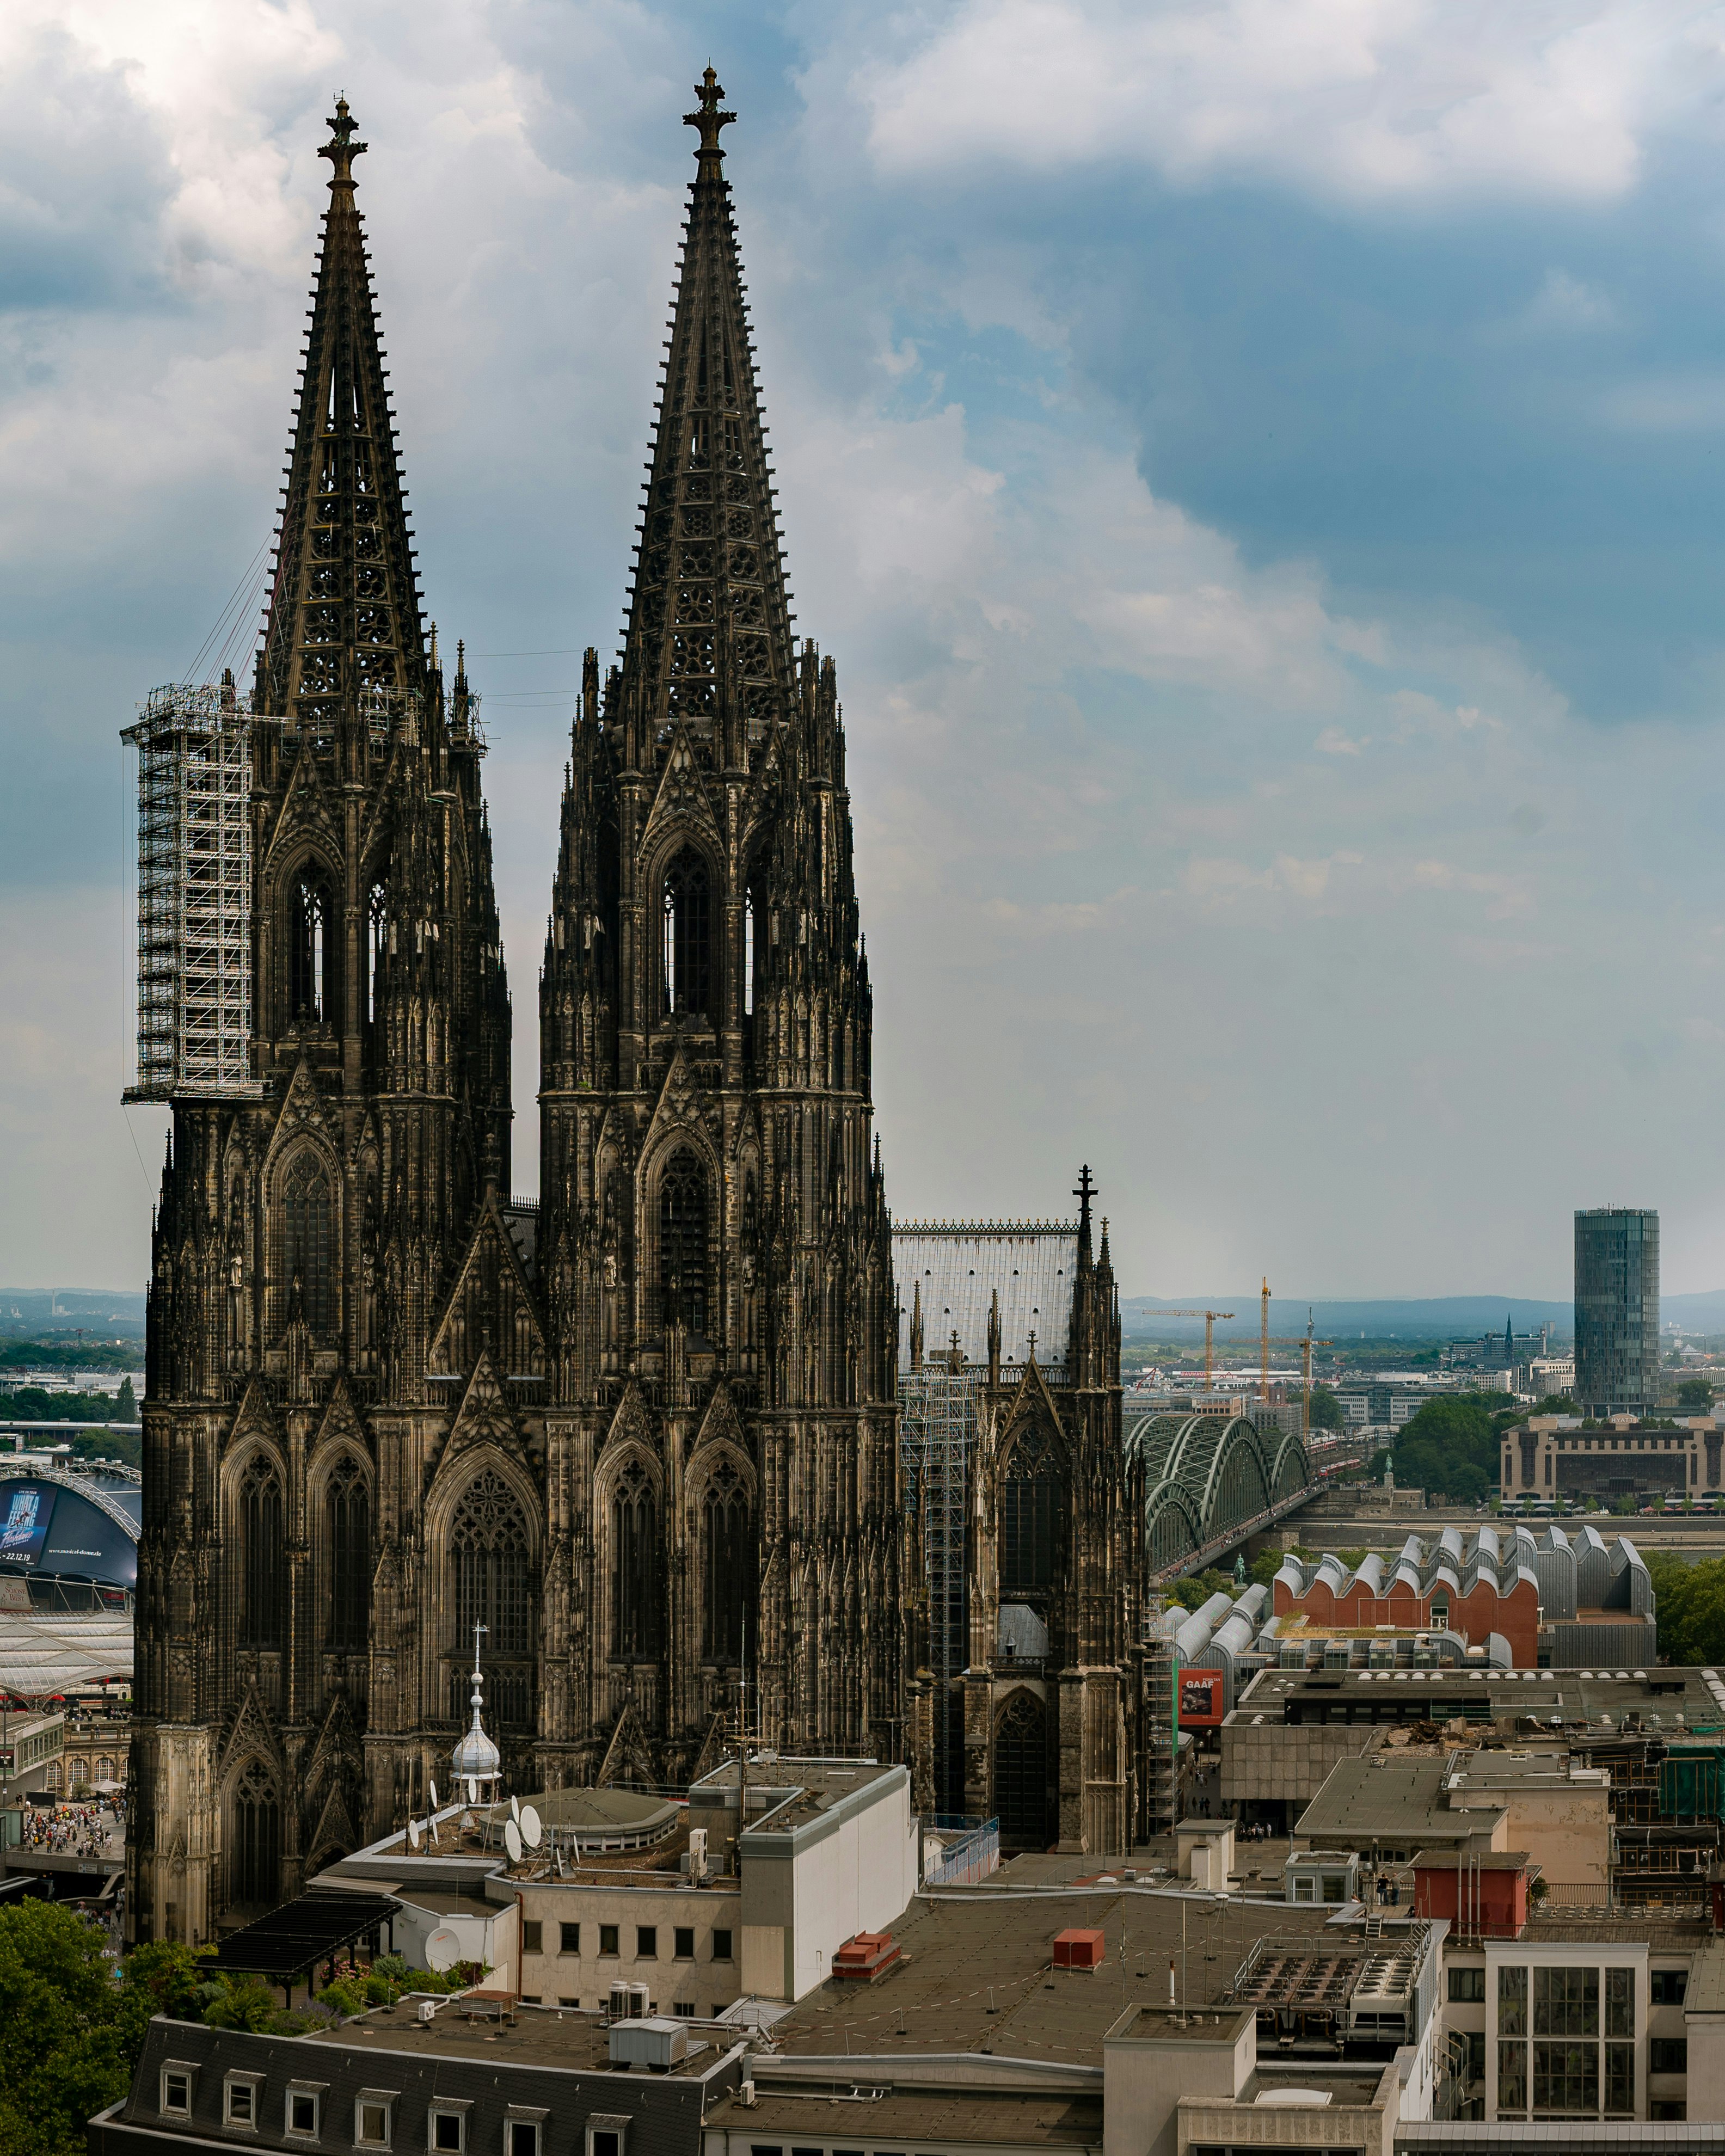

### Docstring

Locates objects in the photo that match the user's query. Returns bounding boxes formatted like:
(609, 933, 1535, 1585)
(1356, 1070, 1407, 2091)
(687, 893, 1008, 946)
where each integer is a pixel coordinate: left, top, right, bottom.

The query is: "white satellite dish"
(425, 1926, 461, 1974)
(510, 1794, 520, 1823)
(466, 1777, 478, 1805)
(428, 1779, 439, 1810)
(519, 1805, 543, 1850)
(408, 1819, 422, 1850)
(504, 1820, 523, 1864)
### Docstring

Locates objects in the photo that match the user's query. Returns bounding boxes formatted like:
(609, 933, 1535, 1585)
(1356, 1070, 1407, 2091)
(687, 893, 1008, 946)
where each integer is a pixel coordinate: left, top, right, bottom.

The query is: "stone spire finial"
(321, 95, 368, 188)
(684, 64, 736, 162)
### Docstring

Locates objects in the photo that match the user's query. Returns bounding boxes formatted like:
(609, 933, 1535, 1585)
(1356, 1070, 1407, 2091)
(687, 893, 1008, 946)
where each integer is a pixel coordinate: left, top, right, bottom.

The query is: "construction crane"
(1140, 1310, 1238, 1385)
(1213, 1317, 1337, 1436)
(1260, 1278, 1270, 1401)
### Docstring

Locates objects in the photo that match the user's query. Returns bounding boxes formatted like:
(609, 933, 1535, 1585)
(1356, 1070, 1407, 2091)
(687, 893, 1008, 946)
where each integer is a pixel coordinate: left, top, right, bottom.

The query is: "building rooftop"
(1233, 1662, 1723, 1732)
(300, 1996, 727, 2076)
(722, 2090, 1103, 2148)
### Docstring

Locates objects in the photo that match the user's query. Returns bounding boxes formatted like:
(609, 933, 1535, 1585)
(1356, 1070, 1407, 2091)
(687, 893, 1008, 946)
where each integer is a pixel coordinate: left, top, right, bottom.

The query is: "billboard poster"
(0, 1483, 57, 1568)
(1178, 1670, 1224, 1725)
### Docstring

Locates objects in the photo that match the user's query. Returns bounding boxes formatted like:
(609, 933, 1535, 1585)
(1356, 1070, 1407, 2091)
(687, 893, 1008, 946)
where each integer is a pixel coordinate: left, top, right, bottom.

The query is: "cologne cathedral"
(127, 76, 1135, 1943)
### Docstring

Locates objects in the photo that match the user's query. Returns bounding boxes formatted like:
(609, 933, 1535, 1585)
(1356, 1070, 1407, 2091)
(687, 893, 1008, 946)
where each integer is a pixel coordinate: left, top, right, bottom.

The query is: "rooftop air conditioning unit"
(609, 2016, 689, 2072)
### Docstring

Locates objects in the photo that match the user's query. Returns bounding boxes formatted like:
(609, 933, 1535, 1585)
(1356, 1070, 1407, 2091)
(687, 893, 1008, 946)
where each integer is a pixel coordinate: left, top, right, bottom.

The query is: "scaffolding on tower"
(122, 678, 261, 1102)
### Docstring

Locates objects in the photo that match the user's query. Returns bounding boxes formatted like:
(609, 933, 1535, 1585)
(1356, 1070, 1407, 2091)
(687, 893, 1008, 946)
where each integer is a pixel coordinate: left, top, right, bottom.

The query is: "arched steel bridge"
(1124, 1409, 1320, 1584)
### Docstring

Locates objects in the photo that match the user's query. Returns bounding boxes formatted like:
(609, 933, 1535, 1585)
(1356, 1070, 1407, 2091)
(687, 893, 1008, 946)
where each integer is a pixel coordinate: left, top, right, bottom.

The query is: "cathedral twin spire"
(258, 96, 425, 729)
(622, 66, 797, 755)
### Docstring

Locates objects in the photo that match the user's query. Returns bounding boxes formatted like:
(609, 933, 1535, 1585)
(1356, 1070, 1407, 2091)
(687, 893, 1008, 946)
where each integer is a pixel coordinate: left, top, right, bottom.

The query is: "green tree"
(1678, 1378, 1716, 1411)
(0, 1903, 213, 2156)
(1390, 1396, 1500, 1503)
(116, 1377, 137, 1420)
(1306, 1384, 1346, 1432)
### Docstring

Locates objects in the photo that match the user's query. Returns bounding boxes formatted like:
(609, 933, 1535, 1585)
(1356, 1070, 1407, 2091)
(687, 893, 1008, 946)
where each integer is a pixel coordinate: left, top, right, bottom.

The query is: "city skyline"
(7, 2, 1725, 1298)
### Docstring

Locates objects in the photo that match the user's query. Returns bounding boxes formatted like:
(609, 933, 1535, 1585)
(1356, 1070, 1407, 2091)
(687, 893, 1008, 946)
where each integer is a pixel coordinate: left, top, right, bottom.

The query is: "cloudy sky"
(5, 0, 1725, 1300)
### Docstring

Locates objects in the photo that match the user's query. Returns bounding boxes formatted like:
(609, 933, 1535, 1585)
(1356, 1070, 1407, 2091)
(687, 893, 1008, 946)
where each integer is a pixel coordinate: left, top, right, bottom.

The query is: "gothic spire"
(621, 67, 795, 744)
(256, 98, 426, 727)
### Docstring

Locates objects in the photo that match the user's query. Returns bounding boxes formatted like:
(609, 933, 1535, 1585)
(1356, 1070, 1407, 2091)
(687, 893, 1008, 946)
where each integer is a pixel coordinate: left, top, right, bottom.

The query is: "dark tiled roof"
(113, 2012, 740, 2156)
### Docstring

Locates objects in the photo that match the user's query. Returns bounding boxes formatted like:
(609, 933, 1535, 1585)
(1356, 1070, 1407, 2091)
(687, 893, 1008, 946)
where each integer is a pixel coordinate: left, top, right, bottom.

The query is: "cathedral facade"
(128, 76, 1143, 1946)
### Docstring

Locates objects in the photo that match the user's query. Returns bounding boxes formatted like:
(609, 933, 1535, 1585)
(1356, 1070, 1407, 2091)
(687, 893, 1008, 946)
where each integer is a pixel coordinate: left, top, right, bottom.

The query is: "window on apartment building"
(1533, 1967, 1595, 2037)
(560, 1996, 580, 2008)
(1498, 1964, 1527, 2034)
(1652, 1969, 1689, 2006)
(521, 1921, 542, 1954)
(225, 2078, 262, 2128)
(599, 1925, 619, 1956)
(674, 1928, 695, 1960)
(1531, 2041, 1594, 2115)
(1606, 1968, 1634, 2038)
(1653, 2103, 1689, 2122)
(506, 2128, 539, 2156)
(161, 2069, 194, 2117)
(1464, 2034, 1485, 2085)
(286, 2089, 322, 2139)
(354, 2093, 394, 2148)
(1652, 2038, 1689, 2074)
(713, 1930, 733, 1961)
(1606, 2043, 1635, 2117)
(637, 1927, 658, 1958)
(429, 2107, 467, 2153)
(1497, 2040, 1527, 2114)
(1449, 1967, 1486, 2004)
(674, 2001, 696, 2018)
(561, 1922, 581, 1955)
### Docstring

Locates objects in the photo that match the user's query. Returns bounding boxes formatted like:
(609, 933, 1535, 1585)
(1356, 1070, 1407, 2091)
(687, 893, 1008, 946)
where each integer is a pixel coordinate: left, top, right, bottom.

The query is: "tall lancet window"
(613, 1463, 660, 1661)
(230, 1758, 281, 1908)
(662, 846, 711, 1016)
(238, 1455, 285, 1649)
(702, 1461, 748, 1664)
(327, 1456, 370, 1653)
(366, 880, 388, 1024)
(659, 1147, 708, 1337)
(288, 870, 334, 1022)
(1000, 1426, 1063, 1599)
(283, 1154, 333, 1336)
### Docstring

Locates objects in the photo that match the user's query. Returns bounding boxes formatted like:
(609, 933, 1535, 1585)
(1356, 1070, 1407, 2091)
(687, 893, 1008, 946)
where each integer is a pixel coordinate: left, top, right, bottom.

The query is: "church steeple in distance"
(256, 96, 426, 735)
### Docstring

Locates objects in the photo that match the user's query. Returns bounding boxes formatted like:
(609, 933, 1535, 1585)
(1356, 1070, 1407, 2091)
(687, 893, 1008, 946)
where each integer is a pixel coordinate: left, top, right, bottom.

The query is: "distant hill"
(1124, 1291, 1725, 1341)
(1122, 1295, 1572, 1342)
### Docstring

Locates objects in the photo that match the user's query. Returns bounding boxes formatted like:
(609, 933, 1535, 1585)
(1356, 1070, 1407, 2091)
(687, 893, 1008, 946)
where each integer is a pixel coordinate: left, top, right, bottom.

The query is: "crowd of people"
(19, 1799, 118, 1857)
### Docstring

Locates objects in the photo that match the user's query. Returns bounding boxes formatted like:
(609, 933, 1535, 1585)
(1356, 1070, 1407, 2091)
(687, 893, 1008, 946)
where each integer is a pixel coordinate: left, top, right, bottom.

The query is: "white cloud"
(858, 0, 1715, 206)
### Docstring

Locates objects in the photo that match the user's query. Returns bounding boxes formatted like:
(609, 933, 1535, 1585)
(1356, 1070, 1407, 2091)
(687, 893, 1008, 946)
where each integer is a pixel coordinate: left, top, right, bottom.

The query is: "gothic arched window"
(450, 1468, 533, 1662)
(328, 1456, 370, 1653)
(287, 868, 334, 1023)
(231, 1757, 281, 1908)
(612, 1462, 660, 1661)
(283, 1153, 333, 1336)
(701, 1461, 749, 1664)
(993, 1691, 1049, 1847)
(366, 879, 388, 1025)
(238, 1455, 285, 1649)
(659, 1148, 709, 1337)
(661, 846, 711, 1016)
(1000, 1426, 1063, 1599)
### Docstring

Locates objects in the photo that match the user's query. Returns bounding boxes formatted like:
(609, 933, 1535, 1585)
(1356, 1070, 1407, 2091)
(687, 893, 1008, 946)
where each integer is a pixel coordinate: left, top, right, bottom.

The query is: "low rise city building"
(1503, 1412, 1725, 1508)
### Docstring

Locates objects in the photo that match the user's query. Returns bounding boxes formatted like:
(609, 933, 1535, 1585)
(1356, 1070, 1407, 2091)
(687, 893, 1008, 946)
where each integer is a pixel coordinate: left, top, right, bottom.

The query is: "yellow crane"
(1141, 1309, 1236, 1385)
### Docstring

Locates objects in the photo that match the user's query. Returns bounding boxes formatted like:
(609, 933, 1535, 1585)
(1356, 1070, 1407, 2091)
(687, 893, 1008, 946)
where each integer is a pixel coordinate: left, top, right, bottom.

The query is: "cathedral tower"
(128, 101, 514, 1942)
(536, 71, 899, 1781)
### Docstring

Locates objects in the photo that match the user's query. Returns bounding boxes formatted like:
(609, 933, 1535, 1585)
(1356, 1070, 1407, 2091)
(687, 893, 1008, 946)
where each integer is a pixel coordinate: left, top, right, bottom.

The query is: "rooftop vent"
(833, 1931, 901, 1982)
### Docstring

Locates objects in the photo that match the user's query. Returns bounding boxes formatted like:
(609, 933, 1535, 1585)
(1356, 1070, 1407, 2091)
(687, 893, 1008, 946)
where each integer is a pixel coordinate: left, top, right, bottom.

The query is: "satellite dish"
(504, 1820, 523, 1864)
(428, 1779, 439, 1810)
(510, 1794, 520, 1823)
(520, 1805, 543, 1850)
(425, 1927, 461, 1974)
(466, 1777, 478, 1804)
(408, 1820, 422, 1851)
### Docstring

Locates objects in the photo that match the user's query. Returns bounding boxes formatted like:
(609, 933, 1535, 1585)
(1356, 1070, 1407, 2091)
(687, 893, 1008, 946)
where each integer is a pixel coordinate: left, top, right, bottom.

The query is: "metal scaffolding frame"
(900, 1363, 984, 1814)
(122, 682, 258, 1102)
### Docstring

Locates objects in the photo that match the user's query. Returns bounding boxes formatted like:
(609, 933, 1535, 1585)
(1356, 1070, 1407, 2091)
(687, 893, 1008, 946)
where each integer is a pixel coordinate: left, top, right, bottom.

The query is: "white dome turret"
(451, 1622, 502, 1790)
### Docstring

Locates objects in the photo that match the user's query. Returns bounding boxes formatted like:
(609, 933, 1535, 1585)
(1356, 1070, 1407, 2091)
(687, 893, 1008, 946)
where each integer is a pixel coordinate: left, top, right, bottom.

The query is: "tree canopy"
(1390, 1394, 1512, 1503)
(1646, 1551, 1725, 1665)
